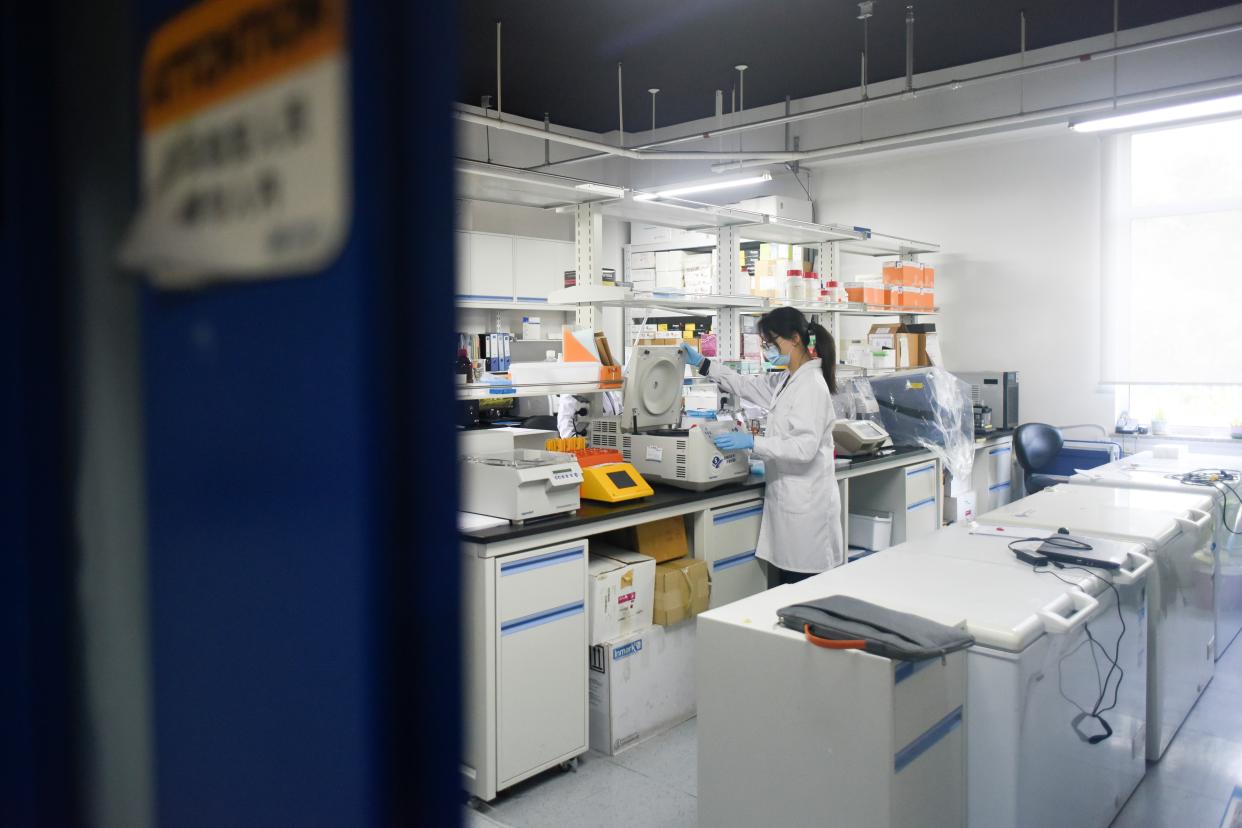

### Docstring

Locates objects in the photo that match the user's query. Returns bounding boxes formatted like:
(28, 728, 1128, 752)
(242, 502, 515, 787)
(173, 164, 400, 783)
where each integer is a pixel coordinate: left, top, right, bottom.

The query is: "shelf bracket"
(573, 202, 604, 330)
(715, 226, 742, 361)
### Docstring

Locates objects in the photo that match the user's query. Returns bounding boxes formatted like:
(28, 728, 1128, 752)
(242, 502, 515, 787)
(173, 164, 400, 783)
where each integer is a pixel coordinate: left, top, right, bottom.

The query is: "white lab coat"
(556, 392, 622, 438)
(705, 359, 844, 572)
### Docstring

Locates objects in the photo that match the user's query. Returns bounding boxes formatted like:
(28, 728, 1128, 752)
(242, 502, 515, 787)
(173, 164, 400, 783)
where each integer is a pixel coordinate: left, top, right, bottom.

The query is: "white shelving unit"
(452, 162, 943, 399)
(456, 299, 578, 312)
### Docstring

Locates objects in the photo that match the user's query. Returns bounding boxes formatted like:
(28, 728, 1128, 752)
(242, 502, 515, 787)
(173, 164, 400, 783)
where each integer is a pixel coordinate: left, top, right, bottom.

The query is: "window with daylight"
(1101, 114, 1242, 435)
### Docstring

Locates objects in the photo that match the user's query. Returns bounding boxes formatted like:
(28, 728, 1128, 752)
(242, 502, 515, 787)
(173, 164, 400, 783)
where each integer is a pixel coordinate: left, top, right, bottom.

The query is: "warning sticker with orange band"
(121, 0, 350, 288)
(142, 0, 344, 132)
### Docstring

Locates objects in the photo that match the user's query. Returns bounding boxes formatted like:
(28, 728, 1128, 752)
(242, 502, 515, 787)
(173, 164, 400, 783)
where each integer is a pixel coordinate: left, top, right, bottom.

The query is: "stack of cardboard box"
(589, 516, 709, 756)
(655, 250, 686, 291)
(630, 251, 656, 292)
(867, 322, 940, 369)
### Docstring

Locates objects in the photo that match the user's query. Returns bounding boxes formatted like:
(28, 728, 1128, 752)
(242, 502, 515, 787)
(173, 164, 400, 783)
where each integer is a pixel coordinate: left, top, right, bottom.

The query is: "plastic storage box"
(849, 508, 893, 552)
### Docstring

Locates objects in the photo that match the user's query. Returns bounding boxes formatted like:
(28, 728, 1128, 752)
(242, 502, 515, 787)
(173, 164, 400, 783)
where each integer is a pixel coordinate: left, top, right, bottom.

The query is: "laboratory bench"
(459, 446, 943, 802)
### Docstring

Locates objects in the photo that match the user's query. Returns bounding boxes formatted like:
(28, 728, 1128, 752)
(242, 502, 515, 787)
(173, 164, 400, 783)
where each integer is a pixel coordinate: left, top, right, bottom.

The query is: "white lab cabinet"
(462, 540, 589, 801)
(850, 459, 941, 546)
(692, 498, 766, 608)
(946, 439, 1016, 523)
(699, 582, 967, 828)
(466, 233, 516, 301)
(455, 231, 576, 303)
(455, 230, 471, 296)
(514, 237, 574, 301)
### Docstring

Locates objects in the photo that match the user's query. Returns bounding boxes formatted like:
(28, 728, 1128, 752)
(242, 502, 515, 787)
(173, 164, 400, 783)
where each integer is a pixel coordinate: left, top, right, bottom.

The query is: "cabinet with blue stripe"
(848, 460, 942, 548)
(693, 498, 767, 608)
(463, 539, 589, 800)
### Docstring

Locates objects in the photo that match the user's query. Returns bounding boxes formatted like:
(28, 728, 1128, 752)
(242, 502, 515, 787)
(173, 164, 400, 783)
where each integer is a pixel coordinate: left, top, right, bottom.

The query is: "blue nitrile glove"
(680, 342, 703, 367)
(714, 432, 754, 452)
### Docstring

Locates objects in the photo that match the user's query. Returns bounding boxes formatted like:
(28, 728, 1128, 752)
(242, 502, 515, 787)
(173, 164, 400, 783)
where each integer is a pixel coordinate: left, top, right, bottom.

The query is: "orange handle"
(803, 625, 866, 650)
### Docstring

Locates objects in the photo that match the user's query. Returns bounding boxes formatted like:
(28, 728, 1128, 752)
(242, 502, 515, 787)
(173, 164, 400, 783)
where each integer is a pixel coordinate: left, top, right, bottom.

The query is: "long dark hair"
(757, 306, 837, 393)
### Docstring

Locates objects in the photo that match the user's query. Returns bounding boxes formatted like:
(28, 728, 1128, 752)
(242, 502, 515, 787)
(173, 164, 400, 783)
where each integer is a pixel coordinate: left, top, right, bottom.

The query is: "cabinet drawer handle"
(713, 550, 758, 571)
(988, 447, 1011, 456)
(500, 547, 584, 576)
(713, 505, 764, 525)
(500, 601, 584, 636)
(988, 481, 1011, 492)
(894, 707, 963, 774)
(906, 465, 934, 477)
(907, 497, 936, 512)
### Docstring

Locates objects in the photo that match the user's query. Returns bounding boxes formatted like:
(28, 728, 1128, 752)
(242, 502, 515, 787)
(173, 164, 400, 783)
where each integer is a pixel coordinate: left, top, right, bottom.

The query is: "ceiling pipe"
(496, 21, 502, 117)
(526, 18, 1242, 170)
(709, 72, 1242, 172)
(905, 5, 915, 93)
(454, 110, 805, 161)
(617, 63, 625, 146)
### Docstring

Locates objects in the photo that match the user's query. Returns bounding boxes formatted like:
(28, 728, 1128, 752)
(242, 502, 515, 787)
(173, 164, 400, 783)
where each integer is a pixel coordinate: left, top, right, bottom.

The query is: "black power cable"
(1165, 468, 1242, 536)
(1008, 536, 1127, 745)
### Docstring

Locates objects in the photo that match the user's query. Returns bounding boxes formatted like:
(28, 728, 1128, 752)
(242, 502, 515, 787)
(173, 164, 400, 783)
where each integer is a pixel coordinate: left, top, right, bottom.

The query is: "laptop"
(1032, 533, 1126, 570)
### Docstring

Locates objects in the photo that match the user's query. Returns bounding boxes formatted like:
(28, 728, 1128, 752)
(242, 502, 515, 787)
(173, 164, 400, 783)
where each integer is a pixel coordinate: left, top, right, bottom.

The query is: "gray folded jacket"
(777, 594, 975, 662)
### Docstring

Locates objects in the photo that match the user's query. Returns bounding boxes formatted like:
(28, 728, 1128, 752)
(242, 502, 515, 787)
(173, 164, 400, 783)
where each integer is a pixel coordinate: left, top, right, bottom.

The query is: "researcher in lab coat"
(681, 307, 844, 582)
(556, 391, 622, 438)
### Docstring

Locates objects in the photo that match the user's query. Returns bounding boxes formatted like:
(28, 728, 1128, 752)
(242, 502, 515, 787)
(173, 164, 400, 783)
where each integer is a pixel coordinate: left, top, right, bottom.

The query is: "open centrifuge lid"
(622, 346, 686, 432)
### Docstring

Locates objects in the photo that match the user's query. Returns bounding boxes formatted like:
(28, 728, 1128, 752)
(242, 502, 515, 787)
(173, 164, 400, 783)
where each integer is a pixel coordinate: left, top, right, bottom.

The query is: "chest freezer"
(1071, 451, 1242, 659)
(977, 483, 1216, 760)
(699, 544, 1147, 828)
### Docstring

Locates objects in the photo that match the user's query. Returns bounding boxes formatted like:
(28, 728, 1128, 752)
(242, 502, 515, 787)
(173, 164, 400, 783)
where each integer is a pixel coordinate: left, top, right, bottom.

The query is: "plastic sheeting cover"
(869, 368, 975, 482)
(831, 375, 884, 426)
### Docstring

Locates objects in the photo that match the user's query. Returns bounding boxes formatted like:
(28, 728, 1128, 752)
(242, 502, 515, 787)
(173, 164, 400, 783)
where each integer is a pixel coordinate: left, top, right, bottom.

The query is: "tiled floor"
(468, 640, 1242, 827)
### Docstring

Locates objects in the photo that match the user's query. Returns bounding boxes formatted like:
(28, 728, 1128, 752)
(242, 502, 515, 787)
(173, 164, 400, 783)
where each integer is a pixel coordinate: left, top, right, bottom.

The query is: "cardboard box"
(630, 267, 656, 284)
(588, 547, 656, 646)
(653, 557, 710, 625)
(655, 251, 685, 271)
(630, 251, 657, 270)
(944, 490, 977, 525)
(601, 516, 689, 564)
(564, 268, 616, 288)
(867, 323, 902, 350)
(868, 323, 925, 368)
(732, 195, 813, 222)
(588, 621, 697, 755)
(742, 333, 762, 360)
(656, 270, 685, 289)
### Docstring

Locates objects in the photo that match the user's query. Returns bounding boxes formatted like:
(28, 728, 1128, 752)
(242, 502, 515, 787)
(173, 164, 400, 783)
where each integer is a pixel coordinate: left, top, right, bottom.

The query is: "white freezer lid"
(1074, 453, 1240, 496)
(977, 484, 1202, 546)
(701, 547, 1095, 653)
(622, 345, 686, 431)
(907, 525, 1143, 594)
(1097, 451, 1242, 475)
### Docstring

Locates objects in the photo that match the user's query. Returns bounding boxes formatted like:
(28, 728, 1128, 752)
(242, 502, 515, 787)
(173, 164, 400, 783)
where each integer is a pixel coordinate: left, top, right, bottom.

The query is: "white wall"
(815, 129, 1116, 430)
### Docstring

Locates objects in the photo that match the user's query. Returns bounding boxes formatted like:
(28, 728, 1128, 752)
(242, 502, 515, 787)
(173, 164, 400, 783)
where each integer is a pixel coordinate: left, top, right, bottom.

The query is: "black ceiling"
(458, 0, 1234, 133)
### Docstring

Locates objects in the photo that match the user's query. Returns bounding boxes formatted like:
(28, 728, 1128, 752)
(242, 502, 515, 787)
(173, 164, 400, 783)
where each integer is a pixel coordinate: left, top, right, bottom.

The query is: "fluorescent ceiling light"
(1070, 93, 1242, 133)
(574, 182, 628, 197)
(633, 172, 772, 201)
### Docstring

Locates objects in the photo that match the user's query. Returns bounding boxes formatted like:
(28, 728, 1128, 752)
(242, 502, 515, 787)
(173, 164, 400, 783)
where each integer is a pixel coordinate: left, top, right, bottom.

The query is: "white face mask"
(763, 343, 790, 366)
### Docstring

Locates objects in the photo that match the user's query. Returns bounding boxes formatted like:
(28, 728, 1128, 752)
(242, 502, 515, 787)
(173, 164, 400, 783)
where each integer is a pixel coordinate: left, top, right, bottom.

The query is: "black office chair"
(1013, 423, 1068, 495)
